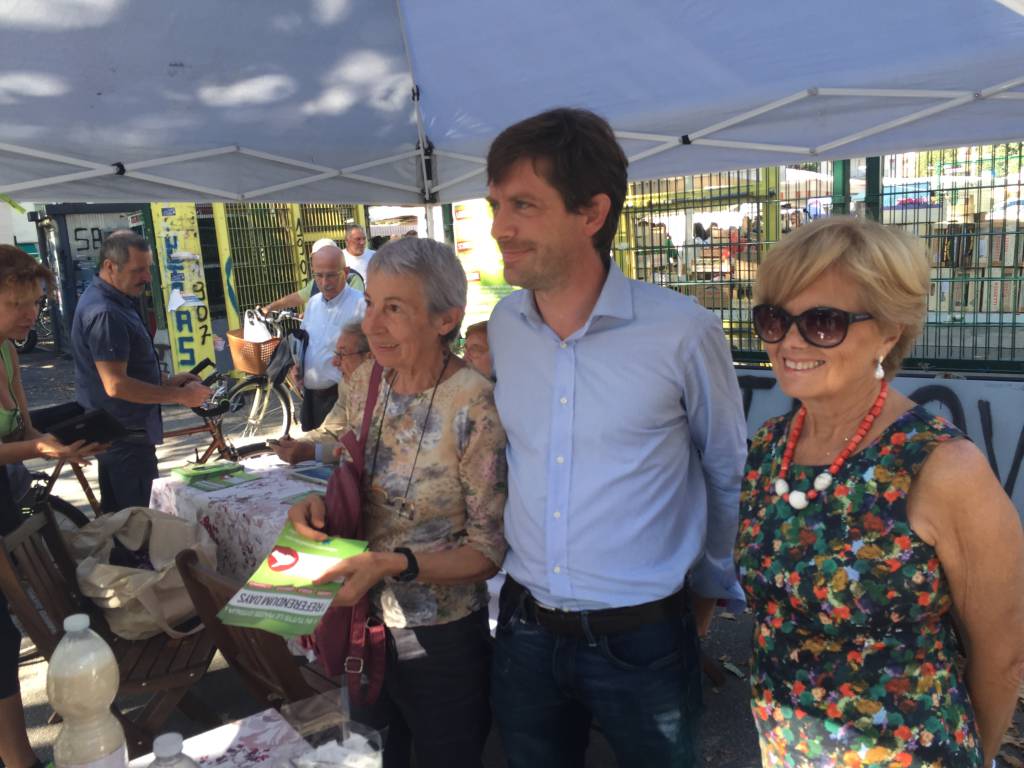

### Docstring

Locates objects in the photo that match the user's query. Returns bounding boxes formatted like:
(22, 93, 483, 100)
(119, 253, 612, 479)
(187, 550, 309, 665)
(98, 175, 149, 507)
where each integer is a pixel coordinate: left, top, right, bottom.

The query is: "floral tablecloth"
(149, 455, 327, 582)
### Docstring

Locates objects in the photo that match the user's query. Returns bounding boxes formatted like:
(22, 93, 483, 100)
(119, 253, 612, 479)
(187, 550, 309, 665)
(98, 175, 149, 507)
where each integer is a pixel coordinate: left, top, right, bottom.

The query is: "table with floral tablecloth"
(149, 455, 327, 582)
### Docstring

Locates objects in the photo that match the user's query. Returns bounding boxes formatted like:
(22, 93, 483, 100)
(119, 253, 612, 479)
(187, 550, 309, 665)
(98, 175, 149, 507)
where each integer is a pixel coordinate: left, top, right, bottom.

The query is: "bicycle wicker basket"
(227, 329, 281, 375)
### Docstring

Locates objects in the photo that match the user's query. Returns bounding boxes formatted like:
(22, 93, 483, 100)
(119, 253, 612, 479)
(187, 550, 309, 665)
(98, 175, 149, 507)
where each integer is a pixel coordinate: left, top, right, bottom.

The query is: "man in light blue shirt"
(487, 108, 747, 767)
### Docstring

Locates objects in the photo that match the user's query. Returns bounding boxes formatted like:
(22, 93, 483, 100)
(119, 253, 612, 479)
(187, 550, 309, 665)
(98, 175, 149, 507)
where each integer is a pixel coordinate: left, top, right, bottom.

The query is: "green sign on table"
(218, 522, 367, 637)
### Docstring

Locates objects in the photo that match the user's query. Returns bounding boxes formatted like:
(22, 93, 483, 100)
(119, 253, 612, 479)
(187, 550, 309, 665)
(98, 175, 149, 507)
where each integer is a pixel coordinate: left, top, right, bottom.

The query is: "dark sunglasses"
(752, 304, 874, 348)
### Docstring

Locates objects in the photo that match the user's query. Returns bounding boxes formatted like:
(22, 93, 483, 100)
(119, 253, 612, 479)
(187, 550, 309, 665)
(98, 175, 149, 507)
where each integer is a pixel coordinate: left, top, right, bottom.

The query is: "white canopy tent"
(1, 0, 1023, 205)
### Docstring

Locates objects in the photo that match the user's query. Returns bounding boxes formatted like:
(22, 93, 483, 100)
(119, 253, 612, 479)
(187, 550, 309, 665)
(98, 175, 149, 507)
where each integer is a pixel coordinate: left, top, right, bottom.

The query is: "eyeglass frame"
(751, 304, 874, 348)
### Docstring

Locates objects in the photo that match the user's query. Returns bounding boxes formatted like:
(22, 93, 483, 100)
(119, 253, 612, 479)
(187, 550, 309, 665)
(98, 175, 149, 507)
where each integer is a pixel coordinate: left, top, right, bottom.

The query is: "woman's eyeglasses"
(752, 304, 874, 348)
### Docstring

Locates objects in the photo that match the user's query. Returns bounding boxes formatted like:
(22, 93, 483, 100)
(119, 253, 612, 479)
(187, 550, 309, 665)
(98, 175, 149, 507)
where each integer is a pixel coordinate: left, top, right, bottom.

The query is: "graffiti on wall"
(151, 203, 214, 372)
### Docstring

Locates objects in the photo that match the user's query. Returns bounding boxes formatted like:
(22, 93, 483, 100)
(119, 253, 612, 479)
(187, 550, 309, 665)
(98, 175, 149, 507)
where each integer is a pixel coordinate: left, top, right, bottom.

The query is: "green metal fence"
(220, 203, 302, 311)
(298, 203, 360, 258)
(618, 143, 1024, 374)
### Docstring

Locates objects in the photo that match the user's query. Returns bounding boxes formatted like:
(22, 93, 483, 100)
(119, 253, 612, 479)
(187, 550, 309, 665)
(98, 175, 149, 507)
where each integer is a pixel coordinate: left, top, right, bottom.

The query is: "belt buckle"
(343, 656, 364, 674)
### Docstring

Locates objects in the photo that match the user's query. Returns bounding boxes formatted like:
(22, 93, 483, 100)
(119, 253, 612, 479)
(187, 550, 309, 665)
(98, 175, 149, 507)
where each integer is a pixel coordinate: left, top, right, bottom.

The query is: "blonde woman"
(736, 217, 1024, 767)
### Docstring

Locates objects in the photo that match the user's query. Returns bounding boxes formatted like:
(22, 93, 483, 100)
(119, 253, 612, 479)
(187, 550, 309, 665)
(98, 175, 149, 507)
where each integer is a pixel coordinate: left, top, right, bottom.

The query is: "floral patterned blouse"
(736, 405, 982, 767)
(336, 359, 508, 629)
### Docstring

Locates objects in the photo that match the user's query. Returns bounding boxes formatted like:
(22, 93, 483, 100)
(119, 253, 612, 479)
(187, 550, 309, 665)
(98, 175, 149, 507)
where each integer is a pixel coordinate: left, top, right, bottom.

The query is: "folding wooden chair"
(0, 505, 218, 757)
(175, 548, 338, 708)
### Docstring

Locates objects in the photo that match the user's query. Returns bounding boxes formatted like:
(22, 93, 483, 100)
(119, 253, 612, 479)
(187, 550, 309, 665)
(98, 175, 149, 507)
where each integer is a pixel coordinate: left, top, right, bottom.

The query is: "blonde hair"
(754, 216, 929, 378)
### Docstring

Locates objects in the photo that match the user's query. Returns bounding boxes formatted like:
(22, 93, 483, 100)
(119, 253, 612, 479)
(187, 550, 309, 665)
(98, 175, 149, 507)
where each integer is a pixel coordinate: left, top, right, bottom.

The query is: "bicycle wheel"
(46, 496, 91, 530)
(14, 328, 37, 353)
(219, 378, 292, 444)
(36, 300, 54, 341)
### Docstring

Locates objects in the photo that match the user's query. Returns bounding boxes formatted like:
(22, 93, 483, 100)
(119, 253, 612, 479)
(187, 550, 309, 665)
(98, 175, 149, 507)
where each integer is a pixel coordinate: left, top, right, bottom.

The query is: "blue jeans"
(97, 441, 158, 512)
(491, 583, 703, 768)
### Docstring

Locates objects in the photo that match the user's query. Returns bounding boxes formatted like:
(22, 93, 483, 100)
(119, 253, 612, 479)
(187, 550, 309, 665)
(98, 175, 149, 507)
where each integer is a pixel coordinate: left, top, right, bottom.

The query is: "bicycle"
(221, 308, 306, 443)
(163, 310, 306, 460)
(14, 295, 54, 354)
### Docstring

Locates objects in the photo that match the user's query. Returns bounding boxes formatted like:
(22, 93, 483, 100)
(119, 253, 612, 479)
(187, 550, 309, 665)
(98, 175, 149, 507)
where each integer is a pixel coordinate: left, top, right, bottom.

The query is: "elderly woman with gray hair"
(288, 237, 508, 768)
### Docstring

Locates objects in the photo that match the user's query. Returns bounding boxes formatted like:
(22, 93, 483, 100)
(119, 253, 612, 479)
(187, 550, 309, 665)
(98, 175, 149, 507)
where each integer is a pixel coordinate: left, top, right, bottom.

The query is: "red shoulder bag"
(312, 362, 386, 707)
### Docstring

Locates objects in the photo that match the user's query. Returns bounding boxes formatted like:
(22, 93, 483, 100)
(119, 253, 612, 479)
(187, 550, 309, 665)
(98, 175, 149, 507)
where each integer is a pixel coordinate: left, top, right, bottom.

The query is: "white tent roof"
(1, 0, 1023, 204)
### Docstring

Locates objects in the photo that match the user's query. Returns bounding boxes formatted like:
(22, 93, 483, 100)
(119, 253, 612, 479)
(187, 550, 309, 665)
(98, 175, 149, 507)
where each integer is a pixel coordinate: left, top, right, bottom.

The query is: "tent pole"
(865, 158, 882, 222)
(394, 0, 433, 203)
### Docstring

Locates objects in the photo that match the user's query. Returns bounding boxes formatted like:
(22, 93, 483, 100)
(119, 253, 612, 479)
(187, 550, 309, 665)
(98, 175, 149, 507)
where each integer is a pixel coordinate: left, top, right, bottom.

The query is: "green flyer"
(218, 522, 368, 637)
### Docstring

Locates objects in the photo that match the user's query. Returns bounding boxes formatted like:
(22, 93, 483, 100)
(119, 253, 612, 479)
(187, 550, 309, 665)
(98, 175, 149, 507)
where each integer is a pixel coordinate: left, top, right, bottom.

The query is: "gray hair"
(340, 320, 369, 353)
(100, 230, 150, 268)
(368, 237, 467, 345)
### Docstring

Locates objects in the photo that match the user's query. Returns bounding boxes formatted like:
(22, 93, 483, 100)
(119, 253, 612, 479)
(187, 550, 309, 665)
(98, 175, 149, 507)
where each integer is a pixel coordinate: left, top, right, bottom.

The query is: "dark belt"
(502, 576, 688, 637)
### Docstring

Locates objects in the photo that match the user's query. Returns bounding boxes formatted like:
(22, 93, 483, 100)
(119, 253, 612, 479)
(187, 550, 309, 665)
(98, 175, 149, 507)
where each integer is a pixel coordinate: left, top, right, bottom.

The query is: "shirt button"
(555, 455, 565, 464)
(553, 565, 561, 574)
(559, 341, 567, 349)
(553, 510, 561, 519)
(559, 397, 567, 405)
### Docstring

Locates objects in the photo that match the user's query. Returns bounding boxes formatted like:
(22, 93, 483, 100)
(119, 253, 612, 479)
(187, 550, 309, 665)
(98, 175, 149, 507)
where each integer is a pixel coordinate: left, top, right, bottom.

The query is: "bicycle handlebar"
(188, 358, 221, 387)
(250, 307, 299, 325)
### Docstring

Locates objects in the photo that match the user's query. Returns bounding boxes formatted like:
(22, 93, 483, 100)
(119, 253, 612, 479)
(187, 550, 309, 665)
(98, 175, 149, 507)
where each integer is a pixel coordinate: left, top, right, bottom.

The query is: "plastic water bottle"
(151, 733, 200, 767)
(47, 614, 127, 768)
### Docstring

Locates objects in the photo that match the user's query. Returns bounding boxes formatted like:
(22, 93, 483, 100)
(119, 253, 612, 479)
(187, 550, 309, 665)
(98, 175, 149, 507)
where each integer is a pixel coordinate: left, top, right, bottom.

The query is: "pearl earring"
(874, 355, 885, 380)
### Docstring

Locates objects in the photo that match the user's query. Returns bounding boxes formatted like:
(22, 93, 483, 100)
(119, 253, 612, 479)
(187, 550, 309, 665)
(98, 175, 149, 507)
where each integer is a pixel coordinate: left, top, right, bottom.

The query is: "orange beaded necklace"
(773, 381, 889, 510)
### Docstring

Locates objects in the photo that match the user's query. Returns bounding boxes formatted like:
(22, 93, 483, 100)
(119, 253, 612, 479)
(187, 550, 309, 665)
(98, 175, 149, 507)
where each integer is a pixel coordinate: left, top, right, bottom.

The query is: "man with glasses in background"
(297, 242, 364, 430)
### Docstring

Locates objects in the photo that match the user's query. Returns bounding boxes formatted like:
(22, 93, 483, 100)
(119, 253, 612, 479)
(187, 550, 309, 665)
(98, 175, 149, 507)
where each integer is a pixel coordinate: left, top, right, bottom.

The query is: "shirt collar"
(320, 287, 346, 306)
(92, 275, 138, 308)
(517, 260, 634, 332)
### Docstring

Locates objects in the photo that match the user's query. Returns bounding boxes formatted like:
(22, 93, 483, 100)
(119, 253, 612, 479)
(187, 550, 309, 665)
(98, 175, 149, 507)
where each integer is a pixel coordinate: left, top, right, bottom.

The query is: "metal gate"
(618, 144, 1023, 374)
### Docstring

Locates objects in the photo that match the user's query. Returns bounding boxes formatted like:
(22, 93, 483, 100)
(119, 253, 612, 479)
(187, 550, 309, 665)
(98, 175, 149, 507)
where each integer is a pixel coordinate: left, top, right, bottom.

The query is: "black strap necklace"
(368, 353, 451, 519)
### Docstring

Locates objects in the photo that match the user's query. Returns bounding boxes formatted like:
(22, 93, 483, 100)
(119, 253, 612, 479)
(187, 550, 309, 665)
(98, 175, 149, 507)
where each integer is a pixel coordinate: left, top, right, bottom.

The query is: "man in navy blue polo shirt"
(71, 230, 211, 512)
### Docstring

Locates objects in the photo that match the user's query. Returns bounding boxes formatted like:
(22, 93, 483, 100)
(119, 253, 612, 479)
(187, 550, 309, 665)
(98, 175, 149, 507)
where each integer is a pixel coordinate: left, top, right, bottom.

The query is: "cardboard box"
(681, 282, 731, 310)
(929, 268, 954, 313)
(985, 267, 1022, 314)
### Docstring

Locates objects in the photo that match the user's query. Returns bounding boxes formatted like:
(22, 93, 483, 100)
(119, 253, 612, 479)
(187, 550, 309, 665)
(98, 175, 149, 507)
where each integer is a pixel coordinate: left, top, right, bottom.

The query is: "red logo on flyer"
(267, 546, 299, 572)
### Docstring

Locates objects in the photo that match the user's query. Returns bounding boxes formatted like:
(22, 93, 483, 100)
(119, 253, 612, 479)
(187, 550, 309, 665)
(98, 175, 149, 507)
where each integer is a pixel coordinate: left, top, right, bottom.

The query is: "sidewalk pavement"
(13, 344, 765, 767)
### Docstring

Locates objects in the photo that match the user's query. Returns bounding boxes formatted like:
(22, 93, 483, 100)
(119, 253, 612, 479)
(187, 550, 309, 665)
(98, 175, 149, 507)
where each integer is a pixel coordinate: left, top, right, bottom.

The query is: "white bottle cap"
(63, 614, 90, 633)
(153, 733, 184, 759)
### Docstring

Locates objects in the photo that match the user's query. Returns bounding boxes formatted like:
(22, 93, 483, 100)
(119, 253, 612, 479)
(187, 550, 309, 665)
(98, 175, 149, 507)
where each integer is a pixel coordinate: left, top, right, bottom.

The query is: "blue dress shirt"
(489, 263, 747, 610)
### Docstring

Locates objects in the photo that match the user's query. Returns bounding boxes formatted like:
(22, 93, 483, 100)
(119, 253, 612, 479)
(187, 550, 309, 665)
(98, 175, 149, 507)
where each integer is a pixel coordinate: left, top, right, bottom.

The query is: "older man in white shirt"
(342, 225, 375, 289)
(297, 243, 365, 430)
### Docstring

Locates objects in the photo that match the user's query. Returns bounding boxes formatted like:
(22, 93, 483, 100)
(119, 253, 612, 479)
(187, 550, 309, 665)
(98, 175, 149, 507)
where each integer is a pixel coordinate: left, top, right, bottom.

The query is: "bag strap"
(340, 363, 384, 473)
(345, 597, 386, 708)
(134, 585, 205, 639)
(358, 363, 384, 446)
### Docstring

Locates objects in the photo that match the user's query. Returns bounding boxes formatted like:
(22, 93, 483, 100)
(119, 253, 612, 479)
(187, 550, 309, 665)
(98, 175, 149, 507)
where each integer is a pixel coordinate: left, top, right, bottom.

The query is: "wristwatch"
(393, 547, 419, 582)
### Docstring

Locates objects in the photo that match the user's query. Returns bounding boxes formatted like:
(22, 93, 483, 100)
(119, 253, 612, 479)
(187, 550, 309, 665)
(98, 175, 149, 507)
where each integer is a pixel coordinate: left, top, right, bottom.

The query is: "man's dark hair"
(487, 108, 628, 267)
(99, 230, 150, 269)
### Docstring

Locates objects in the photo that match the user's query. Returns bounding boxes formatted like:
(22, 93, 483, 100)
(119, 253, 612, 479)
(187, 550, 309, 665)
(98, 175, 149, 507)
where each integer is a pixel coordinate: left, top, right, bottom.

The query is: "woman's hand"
(287, 494, 328, 541)
(315, 551, 404, 607)
(35, 434, 105, 463)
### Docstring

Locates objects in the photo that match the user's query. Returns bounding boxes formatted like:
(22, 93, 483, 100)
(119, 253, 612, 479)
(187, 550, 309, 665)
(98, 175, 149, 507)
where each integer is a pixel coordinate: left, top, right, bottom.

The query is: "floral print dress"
(736, 405, 982, 767)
